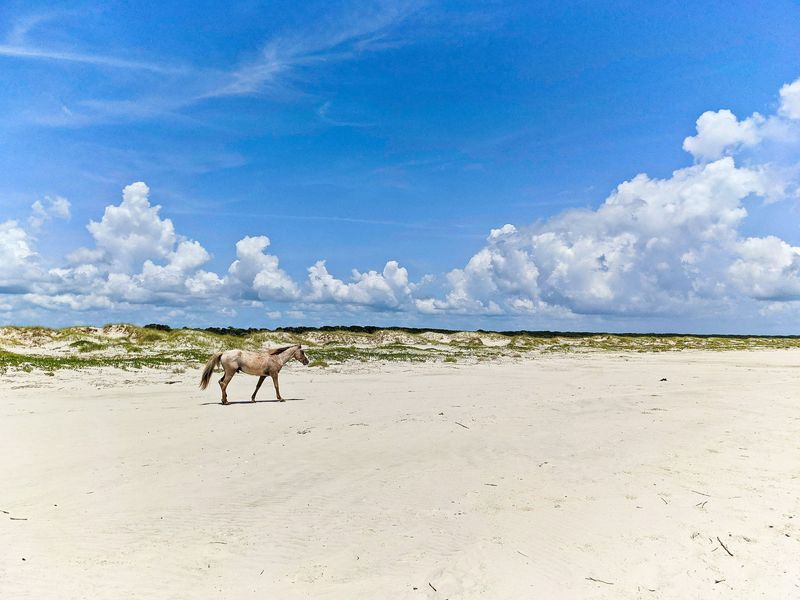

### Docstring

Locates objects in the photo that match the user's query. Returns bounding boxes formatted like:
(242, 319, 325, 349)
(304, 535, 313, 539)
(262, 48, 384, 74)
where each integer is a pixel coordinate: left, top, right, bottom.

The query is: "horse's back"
(221, 349, 268, 375)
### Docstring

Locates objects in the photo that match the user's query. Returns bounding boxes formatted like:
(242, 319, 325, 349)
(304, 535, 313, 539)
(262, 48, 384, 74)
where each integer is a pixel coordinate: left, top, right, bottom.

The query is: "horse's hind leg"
(218, 367, 235, 404)
(251, 376, 266, 402)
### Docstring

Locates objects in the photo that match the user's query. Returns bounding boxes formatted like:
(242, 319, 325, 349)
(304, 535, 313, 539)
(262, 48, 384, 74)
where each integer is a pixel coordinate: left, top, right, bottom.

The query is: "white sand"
(1, 351, 799, 599)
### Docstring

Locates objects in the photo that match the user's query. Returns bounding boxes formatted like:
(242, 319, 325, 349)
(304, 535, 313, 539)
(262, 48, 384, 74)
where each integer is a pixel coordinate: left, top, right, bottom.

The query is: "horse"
(199, 344, 310, 404)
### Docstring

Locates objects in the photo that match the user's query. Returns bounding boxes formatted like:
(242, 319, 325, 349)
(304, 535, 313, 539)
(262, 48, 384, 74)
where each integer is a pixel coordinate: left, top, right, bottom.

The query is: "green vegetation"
(0, 348, 209, 372)
(1, 324, 798, 373)
(69, 340, 106, 351)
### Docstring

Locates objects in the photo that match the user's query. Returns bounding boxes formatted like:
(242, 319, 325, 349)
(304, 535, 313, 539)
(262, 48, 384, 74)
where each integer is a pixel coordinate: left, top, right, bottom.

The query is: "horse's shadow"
(200, 398, 304, 406)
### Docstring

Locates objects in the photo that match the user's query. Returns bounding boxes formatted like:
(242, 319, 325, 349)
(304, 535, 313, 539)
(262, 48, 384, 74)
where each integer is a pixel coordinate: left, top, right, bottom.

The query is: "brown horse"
(200, 344, 309, 404)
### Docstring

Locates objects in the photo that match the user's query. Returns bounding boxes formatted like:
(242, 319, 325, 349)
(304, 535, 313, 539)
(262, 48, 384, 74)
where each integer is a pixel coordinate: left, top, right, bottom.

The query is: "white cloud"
(47, 196, 71, 219)
(66, 246, 104, 265)
(683, 77, 800, 162)
(24, 292, 113, 311)
(29, 195, 71, 229)
(185, 270, 224, 296)
(424, 157, 777, 316)
(84, 182, 177, 272)
(0, 220, 36, 266)
(307, 260, 414, 309)
(46, 264, 102, 294)
(168, 240, 211, 272)
(779, 79, 800, 120)
(227, 236, 300, 301)
(0, 220, 40, 288)
(729, 236, 800, 300)
(416, 240, 535, 315)
(421, 77, 800, 319)
(40, 182, 217, 309)
(682, 109, 765, 161)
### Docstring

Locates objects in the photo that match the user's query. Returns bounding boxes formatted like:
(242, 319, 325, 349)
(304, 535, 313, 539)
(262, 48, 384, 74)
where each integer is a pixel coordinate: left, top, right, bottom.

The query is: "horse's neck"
(275, 346, 296, 367)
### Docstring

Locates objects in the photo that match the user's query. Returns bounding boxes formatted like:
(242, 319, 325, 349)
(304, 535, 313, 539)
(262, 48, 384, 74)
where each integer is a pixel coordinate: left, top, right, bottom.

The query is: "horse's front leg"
(271, 373, 283, 401)
(251, 376, 266, 402)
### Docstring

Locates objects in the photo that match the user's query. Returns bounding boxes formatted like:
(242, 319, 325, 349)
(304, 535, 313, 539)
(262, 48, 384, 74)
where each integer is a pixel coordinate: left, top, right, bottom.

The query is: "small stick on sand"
(455, 421, 470, 429)
(10, 517, 27, 520)
(429, 582, 437, 591)
(716, 537, 734, 557)
(586, 577, 614, 585)
(691, 490, 712, 497)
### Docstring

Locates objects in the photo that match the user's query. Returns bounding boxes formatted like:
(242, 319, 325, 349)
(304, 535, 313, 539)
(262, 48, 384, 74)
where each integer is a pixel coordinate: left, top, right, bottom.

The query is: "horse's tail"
(199, 353, 223, 389)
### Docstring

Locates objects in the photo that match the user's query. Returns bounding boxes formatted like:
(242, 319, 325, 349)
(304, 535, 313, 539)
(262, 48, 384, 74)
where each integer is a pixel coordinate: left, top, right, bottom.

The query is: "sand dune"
(2, 350, 799, 598)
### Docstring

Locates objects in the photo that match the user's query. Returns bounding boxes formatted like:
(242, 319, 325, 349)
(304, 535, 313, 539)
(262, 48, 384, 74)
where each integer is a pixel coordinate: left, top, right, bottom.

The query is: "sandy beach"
(2, 350, 799, 599)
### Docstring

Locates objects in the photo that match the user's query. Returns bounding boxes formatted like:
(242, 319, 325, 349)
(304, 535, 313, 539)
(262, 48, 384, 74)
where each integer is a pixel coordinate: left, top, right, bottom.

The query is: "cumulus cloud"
(29, 195, 71, 229)
(82, 182, 178, 272)
(682, 109, 765, 161)
(779, 79, 800, 120)
(4, 183, 417, 318)
(24, 292, 113, 311)
(414, 76, 800, 321)
(0, 220, 39, 288)
(307, 260, 414, 309)
(683, 76, 800, 162)
(421, 157, 780, 316)
(0, 220, 36, 266)
(39, 182, 217, 309)
(185, 270, 225, 296)
(729, 236, 800, 300)
(226, 236, 300, 301)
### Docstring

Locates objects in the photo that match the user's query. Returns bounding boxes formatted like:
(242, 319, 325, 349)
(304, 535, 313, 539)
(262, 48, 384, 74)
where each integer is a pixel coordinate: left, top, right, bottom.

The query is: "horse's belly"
(240, 365, 267, 376)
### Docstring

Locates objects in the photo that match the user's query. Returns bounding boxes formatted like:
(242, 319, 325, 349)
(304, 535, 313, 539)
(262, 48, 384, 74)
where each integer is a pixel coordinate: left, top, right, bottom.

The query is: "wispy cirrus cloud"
(0, 11, 185, 74)
(0, 43, 186, 74)
(2, 2, 423, 128)
(204, 1, 422, 99)
(6, 12, 56, 45)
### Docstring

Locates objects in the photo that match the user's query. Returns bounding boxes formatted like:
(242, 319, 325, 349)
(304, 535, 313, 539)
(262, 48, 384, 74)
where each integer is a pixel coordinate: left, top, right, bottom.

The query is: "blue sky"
(2, 1, 800, 333)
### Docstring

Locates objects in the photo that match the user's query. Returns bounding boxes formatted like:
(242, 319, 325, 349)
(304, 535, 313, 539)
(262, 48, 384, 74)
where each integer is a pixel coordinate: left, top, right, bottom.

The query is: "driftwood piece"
(586, 577, 614, 585)
(716, 536, 734, 557)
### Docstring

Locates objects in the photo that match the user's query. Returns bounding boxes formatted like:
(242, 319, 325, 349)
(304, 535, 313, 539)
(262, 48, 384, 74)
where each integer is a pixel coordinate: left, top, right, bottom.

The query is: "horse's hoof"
(278, 398, 285, 402)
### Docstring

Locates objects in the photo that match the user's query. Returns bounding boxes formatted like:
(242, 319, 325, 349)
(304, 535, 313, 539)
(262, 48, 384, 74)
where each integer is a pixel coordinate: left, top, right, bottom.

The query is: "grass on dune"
(1, 324, 799, 372)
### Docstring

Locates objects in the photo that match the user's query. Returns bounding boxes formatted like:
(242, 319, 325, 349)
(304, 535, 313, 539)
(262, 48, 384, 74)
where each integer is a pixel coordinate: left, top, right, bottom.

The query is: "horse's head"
(293, 345, 310, 366)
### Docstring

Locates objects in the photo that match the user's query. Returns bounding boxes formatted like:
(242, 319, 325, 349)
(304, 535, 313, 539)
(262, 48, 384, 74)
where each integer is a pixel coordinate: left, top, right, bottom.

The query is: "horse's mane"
(268, 345, 296, 355)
